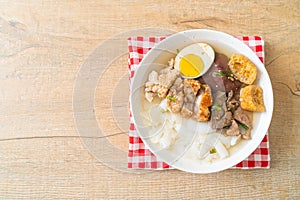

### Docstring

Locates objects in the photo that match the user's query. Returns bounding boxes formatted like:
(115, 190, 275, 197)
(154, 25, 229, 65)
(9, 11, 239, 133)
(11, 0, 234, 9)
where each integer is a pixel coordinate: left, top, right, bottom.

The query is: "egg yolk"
(179, 54, 204, 77)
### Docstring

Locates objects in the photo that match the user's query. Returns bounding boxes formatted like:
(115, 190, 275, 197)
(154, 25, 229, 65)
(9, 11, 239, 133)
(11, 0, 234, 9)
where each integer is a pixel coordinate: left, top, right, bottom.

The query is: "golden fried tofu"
(240, 85, 265, 112)
(228, 54, 258, 85)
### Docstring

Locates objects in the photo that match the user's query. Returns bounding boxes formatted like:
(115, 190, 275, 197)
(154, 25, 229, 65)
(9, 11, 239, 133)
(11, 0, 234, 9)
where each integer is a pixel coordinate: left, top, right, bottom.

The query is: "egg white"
(174, 43, 215, 78)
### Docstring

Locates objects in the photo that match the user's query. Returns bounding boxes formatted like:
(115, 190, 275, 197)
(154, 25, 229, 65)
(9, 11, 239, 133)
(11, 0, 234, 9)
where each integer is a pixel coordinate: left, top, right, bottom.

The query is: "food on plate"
(145, 68, 212, 120)
(149, 113, 182, 149)
(142, 43, 265, 162)
(174, 43, 215, 78)
(210, 91, 232, 129)
(228, 54, 258, 84)
(240, 85, 266, 112)
(233, 107, 253, 139)
(144, 67, 179, 102)
(200, 54, 243, 92)
(166, 77, 184, 113)
(181, 79, 202, 118)
(193, 84, 212, 122)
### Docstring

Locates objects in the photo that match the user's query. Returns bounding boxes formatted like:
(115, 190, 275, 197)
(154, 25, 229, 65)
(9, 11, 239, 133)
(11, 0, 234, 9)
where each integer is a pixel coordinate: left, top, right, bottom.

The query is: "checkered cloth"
(127, 36, 270, 170)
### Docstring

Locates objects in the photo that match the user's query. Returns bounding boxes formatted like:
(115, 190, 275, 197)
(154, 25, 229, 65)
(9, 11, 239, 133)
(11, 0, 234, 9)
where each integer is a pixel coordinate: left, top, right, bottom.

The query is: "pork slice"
(145, 91, 155, 102)
(181, 79, 201, 118)
(148, 70, 159, 82)
(223, 120, 240, 136)
(210, 91, 232, 129)
(166, 77, 184, 113)
(227, 90, 234, 102)
(144, 71, 159, 102)
(211, 111, 232, 129)
(241, 129, 251, 140)
(157, 67, 180, 98)
(234, 107, 253, 129)
(181, 102, 194, 118)
(227, 90, 240, 113)
(213, 91, 227, 106)
(234, 107, 253, 140)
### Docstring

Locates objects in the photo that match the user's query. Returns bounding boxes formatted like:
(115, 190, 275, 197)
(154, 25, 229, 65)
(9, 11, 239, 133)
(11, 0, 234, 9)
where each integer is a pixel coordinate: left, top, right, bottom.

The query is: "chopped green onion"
(213, 71, 228, 77)
(210, 148, 216, 154)
(166, 95, 176, 102)
(212, 105, 222, 111)
(223, 125, 230, 129)
(176, 48, 180, 53)
(227, 69, 233, 74)
(214, 71, 237, 81)
(239, 122, 249, 130)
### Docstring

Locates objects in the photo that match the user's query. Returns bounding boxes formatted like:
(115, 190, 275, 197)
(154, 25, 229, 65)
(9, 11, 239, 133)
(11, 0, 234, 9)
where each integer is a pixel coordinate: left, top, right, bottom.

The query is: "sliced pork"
(222, 120, 240, 136)
(157, 67, 180, 98)
(166, 77, 184, 113)
(144, 67, 179, 102)
(226, 90, 240, 113)
(144, 71, 159, 102)
(234, 107, 253, 140)
(181, 79, 201, 118)
(210, 91, 232, 129)
(234, 107, 253, 130)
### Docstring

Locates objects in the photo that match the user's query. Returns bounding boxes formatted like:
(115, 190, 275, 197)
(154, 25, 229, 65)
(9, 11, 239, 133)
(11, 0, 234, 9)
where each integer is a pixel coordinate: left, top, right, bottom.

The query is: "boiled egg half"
(174, 43, 215, 78)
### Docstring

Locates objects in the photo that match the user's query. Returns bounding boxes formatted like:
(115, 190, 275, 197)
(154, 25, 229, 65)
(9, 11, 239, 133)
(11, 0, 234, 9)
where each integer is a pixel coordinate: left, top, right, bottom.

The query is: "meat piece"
(227, 90, 240, 113)
(193, 84, 213, 122)
(157, 67, 180, 98)
(144, 71, 159, 102)
(181, 103, 193, 118)
(210, 91, 232, 129)
(145, 91, 155, 102)
(144, 67, 179, 102)
(241, 129, 251, 140)
(222, 120, 240, 136)
(212, 111, 232, 129)
(214, 53, 230, 71)
(200, 53, 243, 92)
(181, 79, 201, 118)
(148, 70, 159, 82)
(227, 90, 234, 101)
(213, 91, 227, 106)
(166, 77, 184, 113)
(234, 106, 253, 140)
(211, 91, 227, 120)
(145, 81, 159, 93)
(234, 107, 253, 129)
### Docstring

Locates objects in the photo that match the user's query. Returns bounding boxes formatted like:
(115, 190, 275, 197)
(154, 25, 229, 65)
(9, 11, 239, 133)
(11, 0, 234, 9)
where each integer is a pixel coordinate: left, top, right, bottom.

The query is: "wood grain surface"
(0, 0, 299, 199)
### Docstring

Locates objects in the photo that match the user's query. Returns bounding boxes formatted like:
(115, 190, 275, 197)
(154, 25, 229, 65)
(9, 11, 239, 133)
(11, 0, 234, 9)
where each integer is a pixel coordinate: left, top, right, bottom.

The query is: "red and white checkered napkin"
(127, 36, 270, 170)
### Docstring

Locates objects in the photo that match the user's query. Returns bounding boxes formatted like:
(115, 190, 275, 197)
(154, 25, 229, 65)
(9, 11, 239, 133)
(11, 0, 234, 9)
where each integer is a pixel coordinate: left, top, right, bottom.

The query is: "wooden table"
(0, 1, 299, 199)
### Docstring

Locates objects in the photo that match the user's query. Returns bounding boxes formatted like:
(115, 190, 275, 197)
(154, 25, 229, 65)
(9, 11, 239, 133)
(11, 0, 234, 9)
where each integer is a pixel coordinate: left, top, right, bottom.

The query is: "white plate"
(130, 29, 273, 173)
